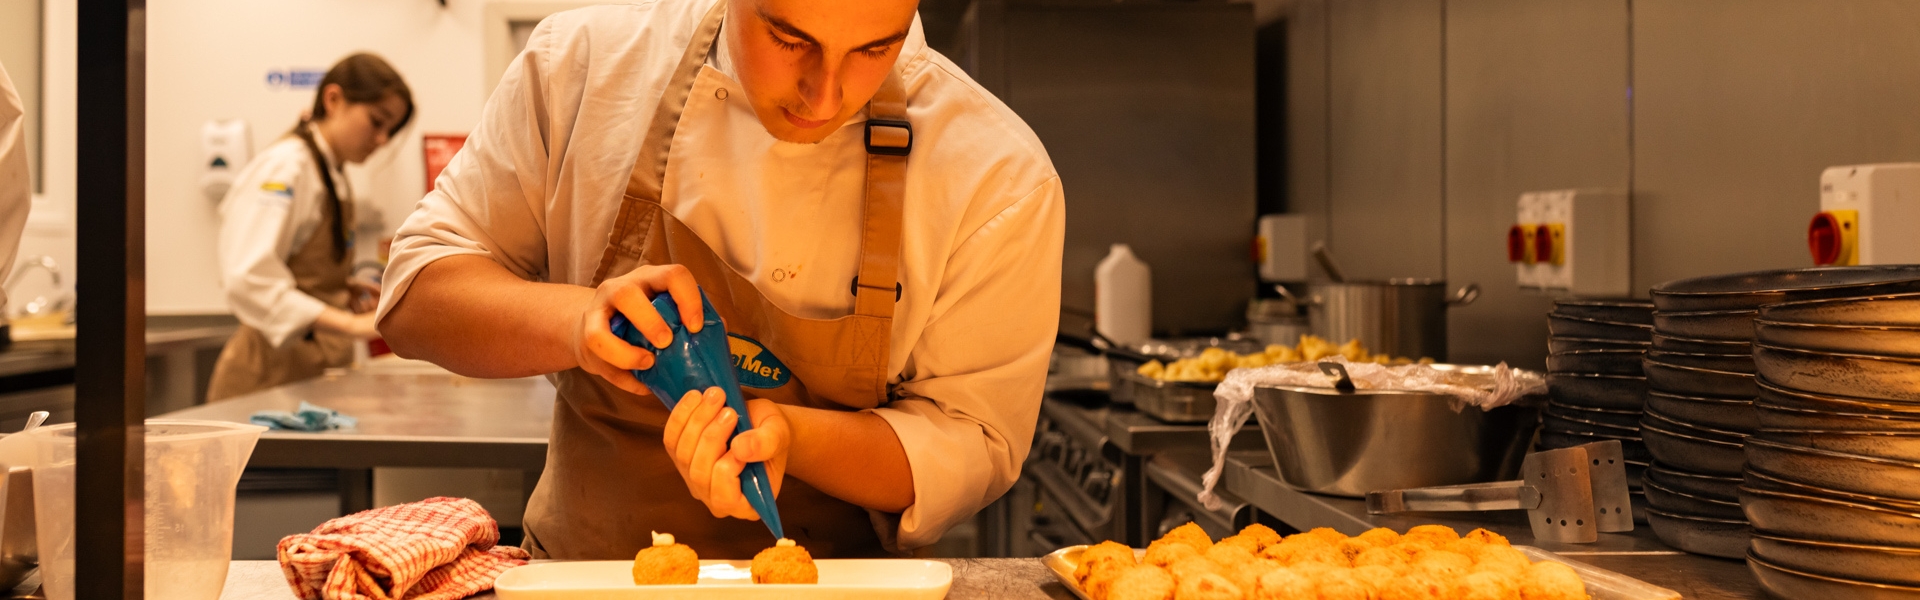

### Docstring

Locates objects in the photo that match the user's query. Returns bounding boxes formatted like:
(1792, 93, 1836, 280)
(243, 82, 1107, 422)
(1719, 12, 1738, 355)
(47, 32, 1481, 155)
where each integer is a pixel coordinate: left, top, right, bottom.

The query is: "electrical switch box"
(1512, 189, 1630, 296)
(1257, 214, 1309, 282)
(1813, 163, 1920, 266)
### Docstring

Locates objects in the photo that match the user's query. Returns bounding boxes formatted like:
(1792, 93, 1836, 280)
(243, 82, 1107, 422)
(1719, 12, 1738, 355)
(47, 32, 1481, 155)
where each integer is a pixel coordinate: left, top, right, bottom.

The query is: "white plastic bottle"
(1095, 244, 1152, 346)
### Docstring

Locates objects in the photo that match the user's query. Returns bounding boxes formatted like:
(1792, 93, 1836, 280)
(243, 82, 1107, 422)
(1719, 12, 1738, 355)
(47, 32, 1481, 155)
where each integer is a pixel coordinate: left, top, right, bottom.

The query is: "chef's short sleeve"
(870, 175, 1065, 551)
(376, 18, 557, 324)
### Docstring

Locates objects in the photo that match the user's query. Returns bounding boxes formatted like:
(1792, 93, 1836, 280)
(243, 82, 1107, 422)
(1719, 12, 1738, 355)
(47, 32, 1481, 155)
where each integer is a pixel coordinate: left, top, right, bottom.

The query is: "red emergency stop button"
(1808, 210, 1858, 266)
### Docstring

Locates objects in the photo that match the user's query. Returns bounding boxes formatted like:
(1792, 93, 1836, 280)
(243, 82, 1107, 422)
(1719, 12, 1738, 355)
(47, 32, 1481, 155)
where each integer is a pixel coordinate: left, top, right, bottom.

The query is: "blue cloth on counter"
(250, 401, 358, 431)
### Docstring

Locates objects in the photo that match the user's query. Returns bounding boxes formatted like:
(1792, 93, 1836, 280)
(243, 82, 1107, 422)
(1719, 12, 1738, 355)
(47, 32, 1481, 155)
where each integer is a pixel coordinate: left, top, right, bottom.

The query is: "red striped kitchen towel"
(278, 496, 530, 600)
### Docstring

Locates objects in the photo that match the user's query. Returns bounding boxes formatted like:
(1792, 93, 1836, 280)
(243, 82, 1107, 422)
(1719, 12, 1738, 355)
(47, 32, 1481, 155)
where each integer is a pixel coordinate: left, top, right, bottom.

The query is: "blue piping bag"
(610, 291, 785, 541)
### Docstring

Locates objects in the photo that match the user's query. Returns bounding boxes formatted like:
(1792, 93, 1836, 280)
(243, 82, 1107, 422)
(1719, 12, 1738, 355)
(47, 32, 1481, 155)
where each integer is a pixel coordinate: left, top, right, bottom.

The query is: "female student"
(208, 53, 413, 401)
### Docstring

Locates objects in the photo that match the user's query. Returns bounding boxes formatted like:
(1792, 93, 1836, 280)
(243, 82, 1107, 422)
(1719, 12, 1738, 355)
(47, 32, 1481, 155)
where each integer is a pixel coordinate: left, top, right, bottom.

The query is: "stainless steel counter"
(1220, 451, 1763, 599)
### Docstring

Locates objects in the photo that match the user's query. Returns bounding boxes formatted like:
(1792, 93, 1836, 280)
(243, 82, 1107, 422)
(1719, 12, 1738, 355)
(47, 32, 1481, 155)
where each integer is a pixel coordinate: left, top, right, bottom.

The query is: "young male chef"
(376, 0, 1064, 559)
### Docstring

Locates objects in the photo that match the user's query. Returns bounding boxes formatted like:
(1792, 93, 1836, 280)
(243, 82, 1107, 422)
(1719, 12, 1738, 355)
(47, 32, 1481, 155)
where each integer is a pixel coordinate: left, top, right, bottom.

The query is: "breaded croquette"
(1457, 570, 1519, 600)
(1145, 540, 1203, 568)
(1353, 546, 1412, 572)
(1169, 555, 1227, 583)
(631, 531, 699, 585)
(1471, 544, 1532, 579)
(1356, 527, 1402, 548)
(1379, 570, 1451, 600)
(1336, 537, 1376, 562)
(750, 538, 818, 584)
(1314, 568, 1376, 600)
(1175, 573, 1243, 600)
(1260, 536, 1348, 568)
(1412, 549, 1474, 579)
(1404, 524, 1461, 545)
(1108, 565, 1177, 600)
(1522, 561, 1589, 600)
(1215, 534, 1262, 555)
(1227, 558, 1280, 593)
(1076, 540, 1138, 580)
(1204, 543, 1258, 567)
(1293, 527, 1348, 545)
(1353, 565, 1399, 590)
(1254, 567, 1317, 599)
(1160, 522, 1215, 552)
(1462, 527, 1510, 546)
(1236, 523, 1284, 550)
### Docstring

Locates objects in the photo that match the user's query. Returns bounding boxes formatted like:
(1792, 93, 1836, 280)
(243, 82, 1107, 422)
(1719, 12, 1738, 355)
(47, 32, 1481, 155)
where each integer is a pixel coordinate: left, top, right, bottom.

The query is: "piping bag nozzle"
(610, 290, 785, 541)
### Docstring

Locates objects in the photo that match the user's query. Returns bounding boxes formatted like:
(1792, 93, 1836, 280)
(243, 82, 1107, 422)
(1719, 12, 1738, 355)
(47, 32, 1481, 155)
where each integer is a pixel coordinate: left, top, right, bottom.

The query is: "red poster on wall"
(423, 134, 468, 193)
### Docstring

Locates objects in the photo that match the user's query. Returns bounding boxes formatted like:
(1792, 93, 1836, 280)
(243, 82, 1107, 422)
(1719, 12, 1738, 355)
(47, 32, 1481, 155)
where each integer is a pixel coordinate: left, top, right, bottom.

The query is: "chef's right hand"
(574, 264, 706, 395)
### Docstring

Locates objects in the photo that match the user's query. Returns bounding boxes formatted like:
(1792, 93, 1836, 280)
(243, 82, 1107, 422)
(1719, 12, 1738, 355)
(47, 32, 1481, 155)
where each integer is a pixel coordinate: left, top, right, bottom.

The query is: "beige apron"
(207, 151, 356, 402)
(523, 0, 915, 560)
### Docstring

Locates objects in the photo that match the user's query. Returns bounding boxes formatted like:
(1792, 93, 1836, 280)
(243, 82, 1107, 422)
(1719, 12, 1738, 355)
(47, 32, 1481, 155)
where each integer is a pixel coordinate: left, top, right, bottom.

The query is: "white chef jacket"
(218, 132, 353, 347)
(378, 0, 1066, 549)
(0, 63, 31, 313)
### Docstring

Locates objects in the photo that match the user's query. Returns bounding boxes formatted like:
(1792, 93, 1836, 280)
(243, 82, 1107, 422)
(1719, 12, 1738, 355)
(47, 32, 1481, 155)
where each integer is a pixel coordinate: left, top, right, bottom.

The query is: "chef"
(377, 0, 1064, 559)
(208, 54, 413, 401)
(0, 63, 32, 322)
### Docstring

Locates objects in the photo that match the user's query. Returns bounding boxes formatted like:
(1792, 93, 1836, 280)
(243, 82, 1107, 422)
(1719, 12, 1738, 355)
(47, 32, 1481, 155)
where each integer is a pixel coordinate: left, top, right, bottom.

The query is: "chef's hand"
(573, 264, 705, 395)
(663, 388, 790, 520)
(349, 277, 382, 314)
(315, 308, 381, 339)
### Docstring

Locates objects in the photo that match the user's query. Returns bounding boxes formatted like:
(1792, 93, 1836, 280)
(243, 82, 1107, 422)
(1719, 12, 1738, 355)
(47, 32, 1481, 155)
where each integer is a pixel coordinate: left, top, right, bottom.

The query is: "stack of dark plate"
(1543, 298, 1654, 516)
(1644, 265, 1920, 562)
(1745, 292, 1920, 597)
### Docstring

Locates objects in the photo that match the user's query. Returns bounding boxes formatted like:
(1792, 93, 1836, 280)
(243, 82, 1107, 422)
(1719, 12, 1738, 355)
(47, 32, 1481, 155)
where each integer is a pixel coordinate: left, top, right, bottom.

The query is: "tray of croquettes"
(1048, 523, 1682, 600)
(492, 533, 952, 599)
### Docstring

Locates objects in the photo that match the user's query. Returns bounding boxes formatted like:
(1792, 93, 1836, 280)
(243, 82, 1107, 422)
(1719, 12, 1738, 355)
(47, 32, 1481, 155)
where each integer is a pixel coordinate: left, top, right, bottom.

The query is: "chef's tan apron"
(206, 164, 356, 402)
(522, 0, 914, 560)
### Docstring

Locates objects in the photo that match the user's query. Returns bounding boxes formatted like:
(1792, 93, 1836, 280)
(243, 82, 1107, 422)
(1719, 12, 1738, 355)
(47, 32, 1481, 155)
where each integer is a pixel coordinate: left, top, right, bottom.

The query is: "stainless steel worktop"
(1220, 450, 1763, 599)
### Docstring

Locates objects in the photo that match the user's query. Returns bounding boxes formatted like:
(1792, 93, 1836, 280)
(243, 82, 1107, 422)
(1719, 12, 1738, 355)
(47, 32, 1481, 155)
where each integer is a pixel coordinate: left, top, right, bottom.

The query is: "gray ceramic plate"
(1745, 438, 1920, 503)
(1751, 533, 1920, 588)
(1549, 373, 1648, 411)
(1754, 344, 1920, 403)
(1651, 266, 1920, 312)
(1644, 507, 1749, 558)
(1643, 359, 1757, 399)
(1748, 552, 1920, 600)
(1640, 416, 1745, 476)
(1653, 309, 1758, 342)
(1652, 333, 1752, 355)
(1646, 461, 1741, 502)
(1646, 391, 1757, 433)
(1740, 485, 1920, 547)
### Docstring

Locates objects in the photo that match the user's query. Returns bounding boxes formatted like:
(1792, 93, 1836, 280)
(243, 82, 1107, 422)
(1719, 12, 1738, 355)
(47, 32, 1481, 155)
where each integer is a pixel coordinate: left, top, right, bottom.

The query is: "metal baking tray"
(1121, 370, 1217, 423)
(1042, 544, 1679, 600)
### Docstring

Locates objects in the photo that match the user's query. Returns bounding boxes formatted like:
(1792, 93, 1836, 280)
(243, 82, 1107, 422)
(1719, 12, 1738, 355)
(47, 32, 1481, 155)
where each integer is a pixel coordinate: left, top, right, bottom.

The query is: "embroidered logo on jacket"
(728, 334, 791, 389)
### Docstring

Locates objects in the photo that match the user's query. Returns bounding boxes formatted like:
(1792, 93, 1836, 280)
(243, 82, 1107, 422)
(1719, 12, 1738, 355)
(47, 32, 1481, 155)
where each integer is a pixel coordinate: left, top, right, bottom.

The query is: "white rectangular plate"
(1043, 545, 1680, 600)
(493, 559, 952, 599)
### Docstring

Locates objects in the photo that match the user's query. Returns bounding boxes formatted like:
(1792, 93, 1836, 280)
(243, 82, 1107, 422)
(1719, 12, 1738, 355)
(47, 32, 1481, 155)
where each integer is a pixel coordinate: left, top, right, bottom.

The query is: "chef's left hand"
(663, 388, 790, 520)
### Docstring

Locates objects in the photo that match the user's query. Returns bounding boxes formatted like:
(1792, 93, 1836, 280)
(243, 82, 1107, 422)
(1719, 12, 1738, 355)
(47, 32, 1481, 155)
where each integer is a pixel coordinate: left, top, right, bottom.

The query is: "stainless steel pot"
(1249, 381, 1536, 498)
(1305, 280, 1478, 362)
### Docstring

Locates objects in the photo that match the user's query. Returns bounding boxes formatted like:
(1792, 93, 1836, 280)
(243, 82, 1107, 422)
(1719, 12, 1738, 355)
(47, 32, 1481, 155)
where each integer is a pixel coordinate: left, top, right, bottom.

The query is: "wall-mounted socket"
(1513, 189, 1630, 297)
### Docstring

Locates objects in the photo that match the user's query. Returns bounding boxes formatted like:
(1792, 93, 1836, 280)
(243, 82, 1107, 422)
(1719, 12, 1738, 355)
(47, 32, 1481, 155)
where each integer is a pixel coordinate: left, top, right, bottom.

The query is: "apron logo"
(728, 334, 790, 389)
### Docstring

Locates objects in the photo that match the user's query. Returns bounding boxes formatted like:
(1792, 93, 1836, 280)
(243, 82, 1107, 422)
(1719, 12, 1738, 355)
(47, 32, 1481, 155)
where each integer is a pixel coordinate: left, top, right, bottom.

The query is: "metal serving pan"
(1642, 477, 1744, 519)
(1250, 383, 1537, 498)
(1746, 438, 1920, 502)
(1740, 485, 1920, 547)
(1548, 314, 1654, 342)
(1121, 371, 1216, 423)
(1640, 415, 1745, 476)
(1749, 552, 1920, 600)
(1643, 350, 1753, 374)
(1756, 319, 1920, 359)
(1645, 391, 1756, 433)
(1547, 349, 1648, 376)
(1645, 461, 1740, 502)
(1644, 507, 1749, 559)
(1552, 298, 1655, 325)
(1650, 265, 1920, 312)
(1546, 401, 1643, 430)
(1651, 333, 1751, 355)
(1757, 429, 1920, 463)
(1652, 309, 1757, 342)
(1759, 292, 1920, 326)
(1754, 344, 1920, 403)
(1548, 337, 1649, 354)
(1751, 533, 1920, 588)
(1643, 359, 1756, 399)
(1549, 373, 1647, 410)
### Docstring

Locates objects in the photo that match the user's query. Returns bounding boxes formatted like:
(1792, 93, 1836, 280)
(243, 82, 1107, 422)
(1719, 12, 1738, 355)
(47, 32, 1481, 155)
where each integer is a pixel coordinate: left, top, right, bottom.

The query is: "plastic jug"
(1095, 243, 1153, 346)
(30, 420, 265, 600)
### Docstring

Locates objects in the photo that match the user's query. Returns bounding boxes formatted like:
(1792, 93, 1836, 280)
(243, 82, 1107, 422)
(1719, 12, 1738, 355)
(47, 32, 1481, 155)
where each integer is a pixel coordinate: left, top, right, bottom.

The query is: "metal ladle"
(1311, 241, 1346, 283)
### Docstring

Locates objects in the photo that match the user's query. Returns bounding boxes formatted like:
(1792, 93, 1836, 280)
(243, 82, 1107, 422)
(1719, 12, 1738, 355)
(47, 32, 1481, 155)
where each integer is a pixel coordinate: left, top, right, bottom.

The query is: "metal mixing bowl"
(1249, 383, 1537, 498)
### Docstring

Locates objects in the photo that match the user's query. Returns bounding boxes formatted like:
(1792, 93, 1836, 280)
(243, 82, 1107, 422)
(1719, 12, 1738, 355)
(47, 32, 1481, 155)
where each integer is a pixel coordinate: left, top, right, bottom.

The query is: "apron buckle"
(865, 119, 913, 157)
(851, 277, 903, 302)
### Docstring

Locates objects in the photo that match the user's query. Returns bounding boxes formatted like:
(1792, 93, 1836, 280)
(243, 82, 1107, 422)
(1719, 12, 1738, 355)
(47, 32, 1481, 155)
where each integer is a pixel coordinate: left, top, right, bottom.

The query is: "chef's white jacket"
(377, 0, 1066, 549)
(0, 63, 32, 313)
(218, 132, 352, 347)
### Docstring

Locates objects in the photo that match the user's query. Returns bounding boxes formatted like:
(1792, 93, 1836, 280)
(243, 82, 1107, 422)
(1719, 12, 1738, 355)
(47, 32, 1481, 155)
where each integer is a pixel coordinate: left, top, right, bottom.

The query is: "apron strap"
(592, 0, 729, 286)
(854, 75, 910, 318)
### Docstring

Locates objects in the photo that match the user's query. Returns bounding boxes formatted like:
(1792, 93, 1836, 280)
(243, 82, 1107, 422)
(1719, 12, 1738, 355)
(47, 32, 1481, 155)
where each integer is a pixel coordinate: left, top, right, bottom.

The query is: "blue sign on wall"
(265, 69, 329, 90)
